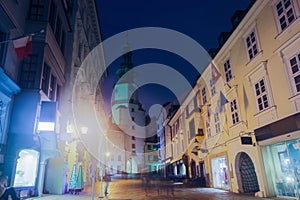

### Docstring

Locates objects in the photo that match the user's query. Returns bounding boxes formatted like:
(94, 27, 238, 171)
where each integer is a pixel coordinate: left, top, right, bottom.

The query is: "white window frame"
(214, 113, 221, 134)
(272, 0, 298, 33)
(244, 28, 260, 61)
(287, 51, 300, 94)
(224, 59, 233, 82)
(206, 119, 211, 138)
(210, 79, 216, 96)
(246, 62, 275, 115)
(230, 99, 240, 125)
(202, 87, 207, 104)
(254, 78, 270, 111)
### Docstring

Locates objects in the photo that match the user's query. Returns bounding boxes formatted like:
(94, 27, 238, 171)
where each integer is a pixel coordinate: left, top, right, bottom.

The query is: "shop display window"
(262, 139, 300, 198)
(211, 156, 229, 190)
(13, 149, 39, 187)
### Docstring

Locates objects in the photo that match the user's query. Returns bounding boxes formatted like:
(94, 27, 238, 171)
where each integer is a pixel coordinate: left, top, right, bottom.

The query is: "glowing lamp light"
(38, 122, 55, 131)
(286, 176, 294, 183)
(81, 126, 88, 134)
(38, 101, 57, 132)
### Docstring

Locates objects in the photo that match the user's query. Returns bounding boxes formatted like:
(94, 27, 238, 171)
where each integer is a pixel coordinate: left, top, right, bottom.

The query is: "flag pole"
(0, 29, 44, 44)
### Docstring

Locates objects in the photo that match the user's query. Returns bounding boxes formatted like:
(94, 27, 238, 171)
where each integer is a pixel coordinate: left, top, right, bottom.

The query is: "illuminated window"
(255, 79, 269, 111)
(230, 99, 240, 125)
(245, 30, 259, 60)
(224, 59, 233, 82)
(275, 0, 296, 32)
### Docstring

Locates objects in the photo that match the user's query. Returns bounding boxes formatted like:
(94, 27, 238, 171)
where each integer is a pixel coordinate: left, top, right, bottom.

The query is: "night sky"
(97, 0, 251, 114)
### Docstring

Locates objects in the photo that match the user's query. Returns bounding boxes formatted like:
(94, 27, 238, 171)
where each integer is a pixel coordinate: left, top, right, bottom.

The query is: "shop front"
(255, 112, 300, 199)
(261, 139, 300, 199)
(211, 155, 230, 190)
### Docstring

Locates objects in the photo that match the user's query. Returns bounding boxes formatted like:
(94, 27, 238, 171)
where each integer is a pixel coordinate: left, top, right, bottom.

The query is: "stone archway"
(235, 152, 259, 194)
(190, 159, 197, 178)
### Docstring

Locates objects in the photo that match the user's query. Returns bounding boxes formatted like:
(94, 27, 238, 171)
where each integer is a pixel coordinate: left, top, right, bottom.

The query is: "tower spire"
(116, 33, 134, 79)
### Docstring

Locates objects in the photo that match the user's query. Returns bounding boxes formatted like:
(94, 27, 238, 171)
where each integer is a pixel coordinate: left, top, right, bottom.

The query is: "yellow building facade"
(190, 0, 300, 198)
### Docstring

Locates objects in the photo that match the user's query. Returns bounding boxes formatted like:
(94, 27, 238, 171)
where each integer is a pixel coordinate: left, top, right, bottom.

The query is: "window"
(20, 55, 38, 89)
(245, 30, 259, 60)
(49, 74, 57, 100)
(255, 79, 269, 111)
(214, 113, 221, 134)
(118, 155, 121, 161)
(131, 108, 134, 112)
(49, 0, 57, 30)
(132, 136, 135, 140)
(210, 79, 216, 96)
(60, 31, 66, 54)
(131, 117, 135, 121)
(132, 125, 135, 130)
(288, 53, 300, 93)
(56, 85, 62, 109)
(230, 99, 240, 125)
(275, 0, 296, 31)
(41, 64, 50, 94)
(55, 17, 62, 44)
(224, 59, 233, 82)
(148, 155, 152, 161)
(29, 0, 45, 21)
(202, 87, 207, 104)
(147, 144, 151, 150)
(132, 144, 135, 149)
(189, 119, 196, 139)
(0, 31, 8, 66)
(206, 119, 211, 138)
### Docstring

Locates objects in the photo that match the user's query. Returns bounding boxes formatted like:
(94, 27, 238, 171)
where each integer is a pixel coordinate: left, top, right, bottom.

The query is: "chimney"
(217, 32, 231, 47)
(231, 10, 246, 29)
(208, 48, 218, 59)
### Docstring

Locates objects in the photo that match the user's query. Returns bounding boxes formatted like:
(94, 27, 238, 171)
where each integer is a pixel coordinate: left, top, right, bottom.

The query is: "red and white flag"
(211, 62, 221, 84)
(13, 35, 32, 59)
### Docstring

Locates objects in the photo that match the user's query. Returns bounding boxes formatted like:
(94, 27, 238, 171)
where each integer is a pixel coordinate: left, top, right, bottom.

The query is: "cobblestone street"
(27, 178, 290, 200)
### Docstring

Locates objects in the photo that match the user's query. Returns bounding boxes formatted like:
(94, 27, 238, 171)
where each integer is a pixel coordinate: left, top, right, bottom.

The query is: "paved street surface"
(27, 178, 290, 200)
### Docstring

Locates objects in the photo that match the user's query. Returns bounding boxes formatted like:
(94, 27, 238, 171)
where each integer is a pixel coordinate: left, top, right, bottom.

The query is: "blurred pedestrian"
(0, 176, 20, 200)
(103, 171, 111, 195)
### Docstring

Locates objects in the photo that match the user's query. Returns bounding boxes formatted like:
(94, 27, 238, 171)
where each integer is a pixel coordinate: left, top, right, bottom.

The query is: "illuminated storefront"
(14, 149, 39, 187)
(262, 139, 300, 198)
(211, 156, 230, 190)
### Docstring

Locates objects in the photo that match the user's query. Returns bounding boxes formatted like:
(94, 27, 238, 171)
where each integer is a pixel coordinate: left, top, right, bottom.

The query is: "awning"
(255, 112, 300, 142)
(170, 155, 183, 164)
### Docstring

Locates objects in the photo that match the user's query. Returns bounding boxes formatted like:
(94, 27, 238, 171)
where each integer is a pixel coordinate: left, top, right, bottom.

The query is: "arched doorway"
(190, 159, 197, 178)
(235, 152, 259, 193)
(126, 157, 138, 173)
(13, 149, 39, 187)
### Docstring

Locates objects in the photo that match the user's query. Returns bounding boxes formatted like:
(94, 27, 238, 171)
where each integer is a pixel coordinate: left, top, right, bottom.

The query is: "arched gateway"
(235, 152, 259, 194)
